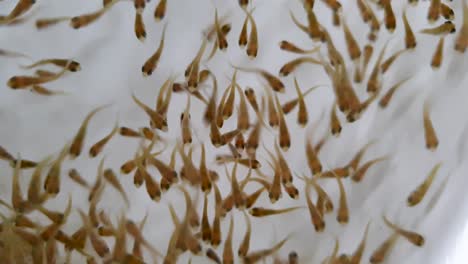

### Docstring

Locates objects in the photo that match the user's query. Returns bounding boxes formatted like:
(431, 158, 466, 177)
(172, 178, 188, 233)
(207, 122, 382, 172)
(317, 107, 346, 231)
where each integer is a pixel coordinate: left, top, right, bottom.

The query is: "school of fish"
(0, 0, 467, 263)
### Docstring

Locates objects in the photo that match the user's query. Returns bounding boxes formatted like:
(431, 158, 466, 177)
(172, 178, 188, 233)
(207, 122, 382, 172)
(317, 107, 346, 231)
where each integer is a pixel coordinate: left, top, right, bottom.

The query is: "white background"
(1, 0, 468, 263)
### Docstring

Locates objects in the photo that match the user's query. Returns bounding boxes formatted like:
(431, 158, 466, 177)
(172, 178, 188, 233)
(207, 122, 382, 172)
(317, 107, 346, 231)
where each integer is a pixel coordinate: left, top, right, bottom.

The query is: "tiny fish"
(407, 162, 442, 207)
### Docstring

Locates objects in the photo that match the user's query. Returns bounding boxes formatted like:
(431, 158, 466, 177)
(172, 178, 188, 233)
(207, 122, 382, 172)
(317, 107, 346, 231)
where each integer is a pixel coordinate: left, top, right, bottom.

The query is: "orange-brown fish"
(407, 162, 442, 207)
(245, 115, 264, 156)
(70, 0, 119, 29)
(380, 49, 406, 74)
(336, 176, 349, 224)
(245, 87, 260, 113)
(201, 194, 212, 242)
(368, 5, 380, 33)
(155, 80, 175, 117)
(134, 12, 146, 41)
(195, 142, 210, 190)
(235, 133, 245, 152)
(305, 177, 334, 214)
(126, 219, 163, 258)
(454, 0, 468, 53)
(239, 13, 249, 48)
(210, 116, 224, 148)
(249, 206, 303, 217)
(154, 0, 167, 21)
(187, 38, 208, 91)
(382, 215, 424, 246)
(235, 85, 250, 132)
(203, 74, 218, 125)
(88, 157, 105, 203)
(68, 168, 90, 189)
(383, 1, 396, 32)
(221, 129, 241, 146)
(231, 160, 247, 209)
(142, 23, 167, 76)
(332, 10, 340, 26)
(30, 85, 67, 96)
(21, 58, 81, 72)
(378, 77, 411, 109)
(427, 0, 441, 23)
(350, 222, 371, 264)
(342, 16, 361, 60)
(369, 233, 399, 263)
(357, 0, 372, 23)
(262, 84, 280, 128)
(282, 85, 321, 115)
(215, 84, 231, 128)
(119, 126, 142, 138)
(69, 105, 109, 158)
(367, 40, 389, 94)
(24, 156, 51, 207)
(420, 21, 456, 35)
(238, 210, 252, 257)
(242, 234, 292, 264)
(103, 168, 129, 206)
(423, 100, 439, 151)
(132, 93, 168, 131)
(89, 120, 118, 158)
(304, 179, 325, 232)
(330, 102, 342, 136)
(211, 185, 223, 247)
(133, 0, 145, 13)
(207, 248, 222, 264)
(344, 141, 376, 174)
(223, 72, 238, 120)
(35, 16, 70, 29)
(351, 156, 388, 182)
(244, 7, 258, 58)
(292, 78, 308, 127)
(0, 48, 29, 59)
(180, 95, 193, 145)
(11, 157, 29, 212)
(403, 9, 417, 49)
(305, 134, 322, 175)
(239, 0, 249, 7)
(223, 215, 235, 264)
(7, 62, 71, 89)
(322, 29, 345, 66)
(177, 143, 200, 185)
(289, 10, 315, 39)
(322, 0, 342, 11)
(305, 7, 323, 41)
(279, 40, 319, 54)
(263, 157, 282, 203)
(44, 142, 69, 196)
(274, 94, 291, 151)
(232, 65, 285, 93)
(203, 12, 230, 41)
(214, 9, 228, 51)
(34, 69, 56, 78)
(360, 44, 373, 78)
(279, 56, 322, 77)
(78, 210, 111, 258)
(440, 3, 454, 21)
(2, 0, 36, 22)
(0, 146, 14, 162)
(431, 36, 444, 69)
